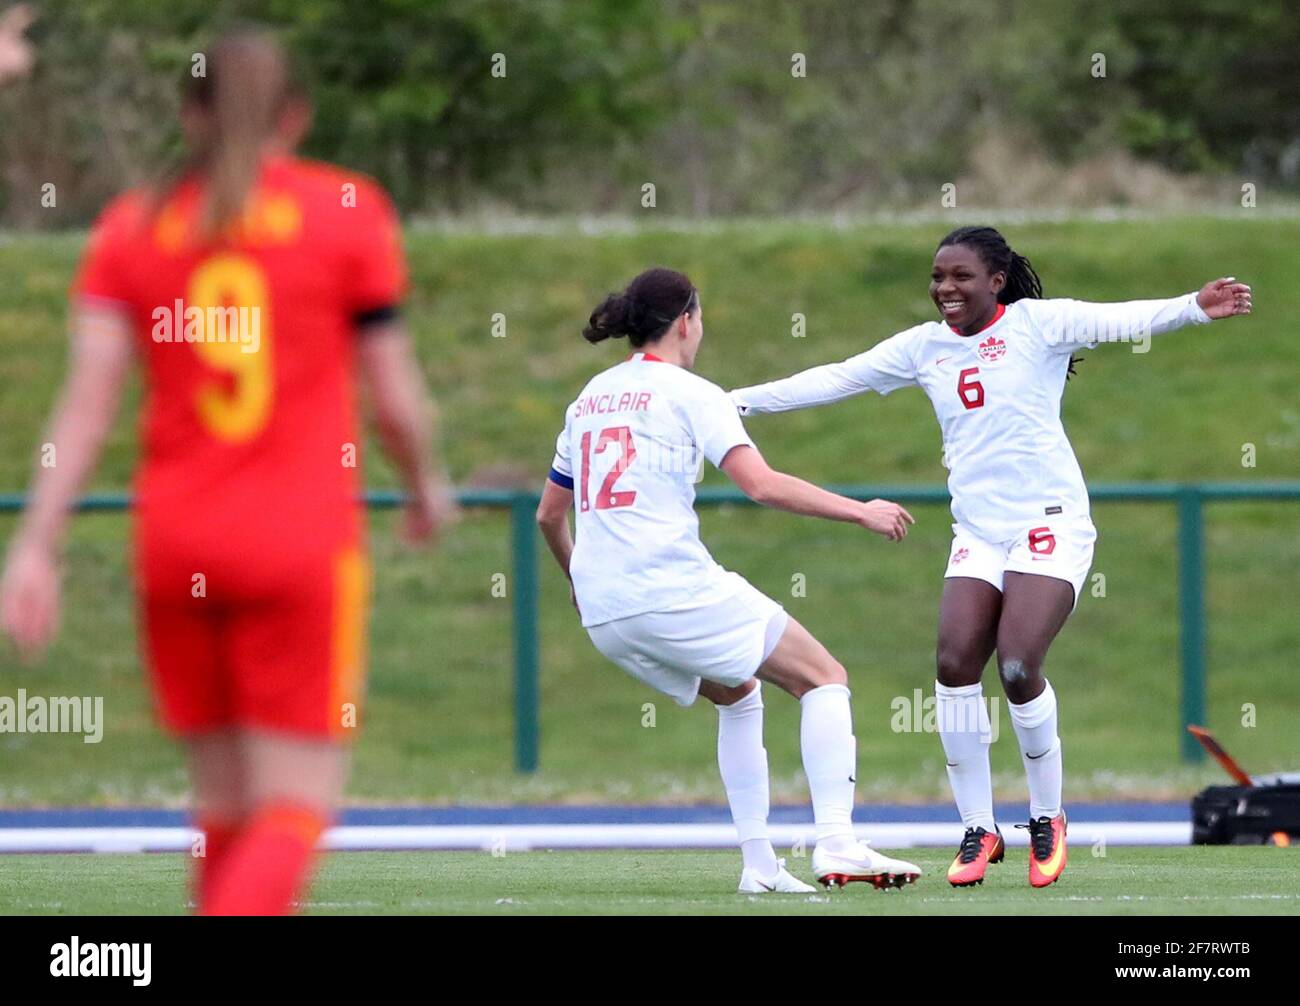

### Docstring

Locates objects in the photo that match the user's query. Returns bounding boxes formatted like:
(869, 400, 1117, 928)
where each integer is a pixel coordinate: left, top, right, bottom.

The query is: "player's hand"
(0, 4, 35, 86)
(857, 499, 914, 542)
(1197, 277, 1252, 319)
(402, 476, 459, 546)
(0, 537, 60, 661)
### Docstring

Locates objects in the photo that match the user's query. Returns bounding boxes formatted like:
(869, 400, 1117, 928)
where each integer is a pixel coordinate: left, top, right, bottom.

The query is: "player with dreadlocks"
(730, 225, 1251, 888)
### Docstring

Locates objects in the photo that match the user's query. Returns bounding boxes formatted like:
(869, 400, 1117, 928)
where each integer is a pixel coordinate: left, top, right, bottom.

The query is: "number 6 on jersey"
(957, 367, 984, 410)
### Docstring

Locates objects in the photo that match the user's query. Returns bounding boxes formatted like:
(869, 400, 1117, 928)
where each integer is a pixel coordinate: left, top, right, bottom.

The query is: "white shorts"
(586, 572, 789, 708)
(944, 516, 1097, 607)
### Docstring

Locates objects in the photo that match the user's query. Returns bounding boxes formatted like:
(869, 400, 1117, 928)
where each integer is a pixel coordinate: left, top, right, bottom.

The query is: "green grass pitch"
(1, 847, 1295, 916)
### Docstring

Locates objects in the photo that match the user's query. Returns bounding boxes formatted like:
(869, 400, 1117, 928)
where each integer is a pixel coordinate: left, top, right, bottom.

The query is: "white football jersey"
(732, 294, 1210, 544)
(551, 352, 755, 626)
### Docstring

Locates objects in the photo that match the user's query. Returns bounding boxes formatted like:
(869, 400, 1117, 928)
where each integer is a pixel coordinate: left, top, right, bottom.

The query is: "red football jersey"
(74, 156, 405, 579)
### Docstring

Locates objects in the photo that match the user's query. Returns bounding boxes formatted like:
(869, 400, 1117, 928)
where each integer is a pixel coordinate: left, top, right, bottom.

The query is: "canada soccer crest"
(977, 334, 1007, 362)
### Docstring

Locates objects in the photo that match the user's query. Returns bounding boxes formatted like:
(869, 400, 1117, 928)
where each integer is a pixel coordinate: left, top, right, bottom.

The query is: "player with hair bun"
(732, 226, 1251, 889)
(537, 267, 922, 893)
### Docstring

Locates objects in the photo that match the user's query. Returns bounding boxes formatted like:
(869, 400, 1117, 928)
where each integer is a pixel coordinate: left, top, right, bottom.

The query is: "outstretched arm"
(732, 357, 877, 415)
(1042, 278, 1251, 352)
(720, 445, 913, 542)
(730, 329, 918, 415)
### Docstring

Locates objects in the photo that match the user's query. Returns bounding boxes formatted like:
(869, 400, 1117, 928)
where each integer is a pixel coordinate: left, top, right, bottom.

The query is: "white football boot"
(737, 858, 817, 894)
(812, 840, 922, 889)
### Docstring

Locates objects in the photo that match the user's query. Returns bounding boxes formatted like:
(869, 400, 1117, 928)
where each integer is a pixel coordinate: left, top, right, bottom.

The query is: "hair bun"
(582, 267, 695, 348)
(582, 293, 633, 344)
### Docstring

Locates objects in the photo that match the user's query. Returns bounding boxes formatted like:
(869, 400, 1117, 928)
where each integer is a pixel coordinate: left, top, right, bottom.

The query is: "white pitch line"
(0, 821, 1190, 854)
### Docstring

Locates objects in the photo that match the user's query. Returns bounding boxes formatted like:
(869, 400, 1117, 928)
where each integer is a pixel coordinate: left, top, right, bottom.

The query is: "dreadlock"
(937, 225, 1079, 377)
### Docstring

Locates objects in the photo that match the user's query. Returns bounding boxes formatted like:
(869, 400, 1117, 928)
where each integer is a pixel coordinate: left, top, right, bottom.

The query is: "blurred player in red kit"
(0, 31, 455, 914)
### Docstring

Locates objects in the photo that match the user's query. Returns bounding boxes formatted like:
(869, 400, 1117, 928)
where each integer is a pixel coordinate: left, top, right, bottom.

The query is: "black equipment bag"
(1191, 783, 1300, 844)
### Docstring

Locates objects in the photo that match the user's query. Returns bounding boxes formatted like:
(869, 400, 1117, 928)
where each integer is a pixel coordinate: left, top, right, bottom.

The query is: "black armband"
(354, 304, 400, 330)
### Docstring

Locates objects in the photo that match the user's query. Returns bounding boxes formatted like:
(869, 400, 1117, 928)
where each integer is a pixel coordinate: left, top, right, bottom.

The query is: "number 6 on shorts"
(1028, 526, 1056, 555)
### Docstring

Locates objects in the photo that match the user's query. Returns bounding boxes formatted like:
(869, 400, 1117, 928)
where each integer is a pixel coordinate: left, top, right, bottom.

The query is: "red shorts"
(137, 544, 370, 739)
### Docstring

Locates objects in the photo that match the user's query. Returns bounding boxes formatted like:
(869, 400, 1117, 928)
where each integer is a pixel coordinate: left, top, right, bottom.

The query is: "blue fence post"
(1177, 487, 1207, 763)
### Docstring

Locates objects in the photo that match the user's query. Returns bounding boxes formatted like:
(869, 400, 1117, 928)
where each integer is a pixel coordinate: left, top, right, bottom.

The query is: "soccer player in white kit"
(731, 227, 1252, 889)
(535, 267, 922, 893)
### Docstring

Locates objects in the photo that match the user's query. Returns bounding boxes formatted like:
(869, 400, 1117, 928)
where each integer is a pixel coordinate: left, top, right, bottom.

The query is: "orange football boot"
(1023, 812, 1068, 888)
(946, 826, 1005, 887)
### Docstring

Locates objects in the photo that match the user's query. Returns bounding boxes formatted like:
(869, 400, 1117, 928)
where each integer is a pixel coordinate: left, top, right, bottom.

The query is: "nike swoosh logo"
(935, 356, 952, 366)
(1035, 820, 1067, 874)
(1026, 749, 1049, 760)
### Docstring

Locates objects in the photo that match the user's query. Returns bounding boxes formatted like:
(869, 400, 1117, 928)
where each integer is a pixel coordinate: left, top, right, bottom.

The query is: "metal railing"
(4, 481, 1299, 769)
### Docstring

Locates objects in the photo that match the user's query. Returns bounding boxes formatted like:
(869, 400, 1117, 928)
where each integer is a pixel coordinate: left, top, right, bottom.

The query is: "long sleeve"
(1033, 293, 1211, 354)
(730, 328, 920, 415)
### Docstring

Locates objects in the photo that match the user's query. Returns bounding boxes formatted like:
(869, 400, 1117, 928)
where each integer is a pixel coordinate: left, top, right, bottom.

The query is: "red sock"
(201, 802, 329, 916)
(194, 819, 241, 912)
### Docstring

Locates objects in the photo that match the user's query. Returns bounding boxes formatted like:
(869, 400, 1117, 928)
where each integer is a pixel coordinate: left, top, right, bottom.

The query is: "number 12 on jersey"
(579, 425, 638, 512)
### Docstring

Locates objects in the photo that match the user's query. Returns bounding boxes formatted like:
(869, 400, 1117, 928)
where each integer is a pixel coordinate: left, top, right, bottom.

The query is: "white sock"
(1009, 679, 1062, 820)
(935, 680, 996, 832)
(716, 683, 779, 876)
(799, 683, 858, 853)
